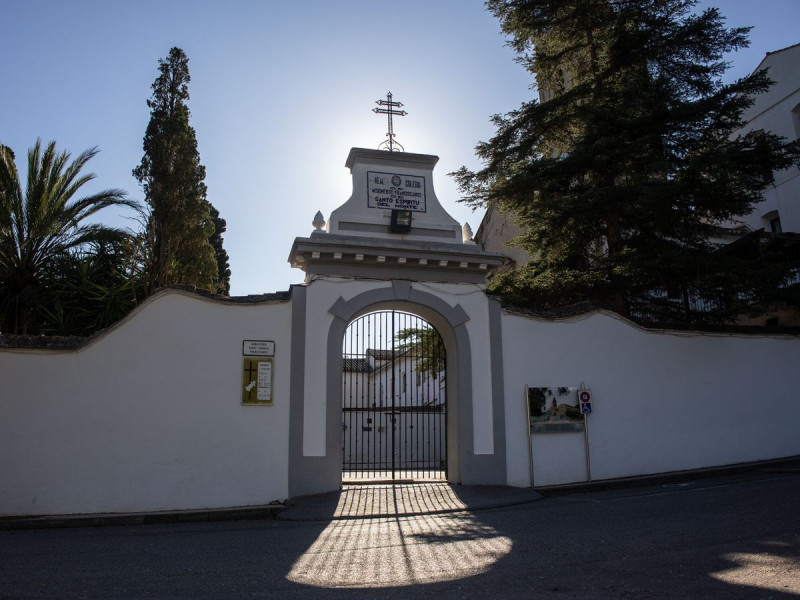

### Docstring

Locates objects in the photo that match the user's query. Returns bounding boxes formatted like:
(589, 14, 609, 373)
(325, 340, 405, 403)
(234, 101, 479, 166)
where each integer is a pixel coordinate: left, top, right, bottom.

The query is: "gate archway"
(342, 310, 447, 482)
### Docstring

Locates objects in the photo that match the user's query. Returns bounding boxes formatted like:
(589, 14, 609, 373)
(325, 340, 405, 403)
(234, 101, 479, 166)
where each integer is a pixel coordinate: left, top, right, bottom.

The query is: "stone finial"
(313, 211, 326, 231)
(462, 222, 474, 243)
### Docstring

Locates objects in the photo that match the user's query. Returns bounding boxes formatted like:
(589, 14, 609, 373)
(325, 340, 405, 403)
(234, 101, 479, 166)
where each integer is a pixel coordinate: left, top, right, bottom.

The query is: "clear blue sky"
(3, 1, 798, 295)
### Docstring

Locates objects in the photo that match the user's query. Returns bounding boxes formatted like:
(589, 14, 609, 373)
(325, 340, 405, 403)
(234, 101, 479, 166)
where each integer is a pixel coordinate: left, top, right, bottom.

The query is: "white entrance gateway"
(287, 147, 509, 497)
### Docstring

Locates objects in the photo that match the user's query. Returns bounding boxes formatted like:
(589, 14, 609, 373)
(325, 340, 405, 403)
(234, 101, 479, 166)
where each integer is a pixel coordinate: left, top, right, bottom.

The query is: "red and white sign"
(578, 389, 592, 414)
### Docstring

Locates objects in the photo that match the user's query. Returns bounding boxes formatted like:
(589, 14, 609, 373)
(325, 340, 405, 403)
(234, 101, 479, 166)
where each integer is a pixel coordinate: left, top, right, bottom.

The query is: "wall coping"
(0, 285, 293, 352)
(501, 300, 800, 338)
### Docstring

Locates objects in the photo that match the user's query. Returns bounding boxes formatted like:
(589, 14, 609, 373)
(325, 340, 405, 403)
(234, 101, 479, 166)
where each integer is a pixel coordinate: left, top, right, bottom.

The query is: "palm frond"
(0, 139, 140, 334)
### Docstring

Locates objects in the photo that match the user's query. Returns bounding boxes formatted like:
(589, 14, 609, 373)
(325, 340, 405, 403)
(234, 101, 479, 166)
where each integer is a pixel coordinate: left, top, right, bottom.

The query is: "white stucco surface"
(301, 278, 387, 456)
(502, 310, 800, 487)
(4, 278, 800, 517)
(415, 282, 496, 455)
(0, 290, 292, 516)
(530, 432, 587, 486)
(732, 44, 800, 233)
(326, 149, 462, 243)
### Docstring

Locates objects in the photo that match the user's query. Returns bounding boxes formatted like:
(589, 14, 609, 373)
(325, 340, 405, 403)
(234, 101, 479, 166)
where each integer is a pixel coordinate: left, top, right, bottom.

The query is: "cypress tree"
(133, 47, 221, 293)
(454, 0, 800, 322)
(209, 203, 231, 296)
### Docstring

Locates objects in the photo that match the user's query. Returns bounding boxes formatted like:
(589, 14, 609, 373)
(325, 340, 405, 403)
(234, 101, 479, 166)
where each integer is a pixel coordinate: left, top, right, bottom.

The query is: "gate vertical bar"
(384, 310, 388, 478)
(390, 310, 396, 480)
(429, 315, 434, 480)
(378, 311, 383, 479)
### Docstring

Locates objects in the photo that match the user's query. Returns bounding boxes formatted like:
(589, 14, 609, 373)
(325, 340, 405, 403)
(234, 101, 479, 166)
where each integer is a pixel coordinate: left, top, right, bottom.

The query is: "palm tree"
(0, 140, 138, 335)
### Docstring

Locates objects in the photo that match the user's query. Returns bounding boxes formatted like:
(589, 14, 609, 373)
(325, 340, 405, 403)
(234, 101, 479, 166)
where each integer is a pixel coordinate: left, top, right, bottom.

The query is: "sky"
(3, 0, 799, 296)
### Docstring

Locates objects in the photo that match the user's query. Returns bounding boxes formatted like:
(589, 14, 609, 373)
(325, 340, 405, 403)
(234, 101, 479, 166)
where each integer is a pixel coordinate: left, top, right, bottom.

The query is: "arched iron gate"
(342, 310, 447, 481)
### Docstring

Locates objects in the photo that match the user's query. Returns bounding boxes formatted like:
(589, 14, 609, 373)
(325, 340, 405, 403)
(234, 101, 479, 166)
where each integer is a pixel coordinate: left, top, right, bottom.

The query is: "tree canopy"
(209, 204, 231, 295)
(454, 0, 800, 322)
(395, 325, 446, 380)
(0, 140, 138, 335)
(133, 47, 228, 294)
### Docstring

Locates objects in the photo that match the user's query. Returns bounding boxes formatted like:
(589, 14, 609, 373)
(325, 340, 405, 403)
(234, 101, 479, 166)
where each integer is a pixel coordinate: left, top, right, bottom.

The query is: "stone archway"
(288, 279, 508, 498)
(289, 281, 476, 496)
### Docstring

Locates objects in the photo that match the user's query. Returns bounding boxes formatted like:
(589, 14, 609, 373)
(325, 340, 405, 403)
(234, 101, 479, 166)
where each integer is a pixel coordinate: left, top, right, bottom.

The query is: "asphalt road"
(1, 466, 799, 599)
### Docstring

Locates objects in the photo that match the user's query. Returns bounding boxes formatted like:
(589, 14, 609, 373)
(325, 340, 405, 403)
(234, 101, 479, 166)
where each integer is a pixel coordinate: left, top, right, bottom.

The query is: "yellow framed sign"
(242, 340, 275, 406)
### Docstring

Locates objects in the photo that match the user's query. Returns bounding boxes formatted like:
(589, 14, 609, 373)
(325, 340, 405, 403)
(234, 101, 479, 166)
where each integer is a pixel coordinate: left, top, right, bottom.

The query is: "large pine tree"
(454, 0, 800, 322)
(134, 47, 225, 294)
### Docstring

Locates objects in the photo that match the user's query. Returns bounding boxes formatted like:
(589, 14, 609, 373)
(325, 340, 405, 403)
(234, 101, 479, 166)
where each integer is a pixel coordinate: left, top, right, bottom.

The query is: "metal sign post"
(580, 384, 592, 481)
(525, 385, 535, 487)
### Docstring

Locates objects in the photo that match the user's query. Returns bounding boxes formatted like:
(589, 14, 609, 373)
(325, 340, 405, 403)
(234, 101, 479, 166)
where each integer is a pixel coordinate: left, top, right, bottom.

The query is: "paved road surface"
(1, 466, 799, 599)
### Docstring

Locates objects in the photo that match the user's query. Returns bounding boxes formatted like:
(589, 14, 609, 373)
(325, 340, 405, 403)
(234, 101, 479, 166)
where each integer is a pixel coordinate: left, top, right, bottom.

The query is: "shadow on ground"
(278, 482, 542, 521)
(2, 472, 799, 599)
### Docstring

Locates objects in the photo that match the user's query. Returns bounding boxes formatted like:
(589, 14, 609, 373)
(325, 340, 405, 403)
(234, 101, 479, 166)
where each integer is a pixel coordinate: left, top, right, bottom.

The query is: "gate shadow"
(275, 480, 800, 598)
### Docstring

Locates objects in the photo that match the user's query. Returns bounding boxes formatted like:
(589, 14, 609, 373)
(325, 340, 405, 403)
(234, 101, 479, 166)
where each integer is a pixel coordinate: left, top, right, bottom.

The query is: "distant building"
(342, 347, 445, 409)
(342, 345, 447, 474)
(718, 43, 800, 237)
(474, 204, 531, 276)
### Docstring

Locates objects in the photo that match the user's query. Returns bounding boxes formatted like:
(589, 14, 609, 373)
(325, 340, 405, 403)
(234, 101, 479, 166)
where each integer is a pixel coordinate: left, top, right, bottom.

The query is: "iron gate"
(342, 310, 447, 481)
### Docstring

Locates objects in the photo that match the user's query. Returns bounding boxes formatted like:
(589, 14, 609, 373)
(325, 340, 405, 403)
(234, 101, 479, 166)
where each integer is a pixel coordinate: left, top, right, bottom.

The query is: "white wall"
(0, 290, 293, 516)
(4, 282, 799, 516)
(503, 309, 800, 487)
(302, 278, 380, 456)
(734, 45, 800, 233)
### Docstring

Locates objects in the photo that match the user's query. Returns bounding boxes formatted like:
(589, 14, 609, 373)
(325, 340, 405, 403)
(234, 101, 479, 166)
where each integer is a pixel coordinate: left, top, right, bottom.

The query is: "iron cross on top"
(373, 92, 407, 152)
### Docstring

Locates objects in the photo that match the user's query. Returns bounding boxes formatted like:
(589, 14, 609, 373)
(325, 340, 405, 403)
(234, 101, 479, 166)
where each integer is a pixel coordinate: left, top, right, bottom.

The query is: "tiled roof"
(342, 358, 373, 373)
(366, 348, 396, 360)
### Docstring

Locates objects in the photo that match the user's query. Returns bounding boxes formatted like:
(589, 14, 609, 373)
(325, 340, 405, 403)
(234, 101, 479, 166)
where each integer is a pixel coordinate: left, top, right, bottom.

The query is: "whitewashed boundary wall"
(502, 309, 800, 487)
(2, 281, 799, 517)
(0, 289, 293, 516)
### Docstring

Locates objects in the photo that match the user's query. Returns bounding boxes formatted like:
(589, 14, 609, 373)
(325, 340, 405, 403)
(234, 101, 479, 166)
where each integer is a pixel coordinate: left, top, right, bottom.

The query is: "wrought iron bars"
(342, 310, 446, 481)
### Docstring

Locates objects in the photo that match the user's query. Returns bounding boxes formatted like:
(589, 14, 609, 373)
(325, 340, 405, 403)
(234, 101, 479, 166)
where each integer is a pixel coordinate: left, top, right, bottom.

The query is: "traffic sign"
(578, 389, 592, 414)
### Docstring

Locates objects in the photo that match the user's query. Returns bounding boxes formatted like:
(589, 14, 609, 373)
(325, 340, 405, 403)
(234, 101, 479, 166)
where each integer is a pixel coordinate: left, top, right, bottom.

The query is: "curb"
(277, 485, 544, 522)
(0, 504, 286, 531)
(534, 455, 800, 496)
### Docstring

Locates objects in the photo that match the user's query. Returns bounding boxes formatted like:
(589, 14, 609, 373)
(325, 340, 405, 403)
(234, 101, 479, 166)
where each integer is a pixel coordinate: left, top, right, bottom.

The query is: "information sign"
(242, 339, 275, 405)
(367, 171, 426, 212)
(242, 357, 273, 405)
(243, 340, 275, 357)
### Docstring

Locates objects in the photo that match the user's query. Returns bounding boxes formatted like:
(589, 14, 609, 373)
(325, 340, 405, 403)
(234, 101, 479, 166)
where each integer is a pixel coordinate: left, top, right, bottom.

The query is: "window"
(792, 103, 800, 139)
(764, 211, 782, 233)
(746, 129, 774, 184)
